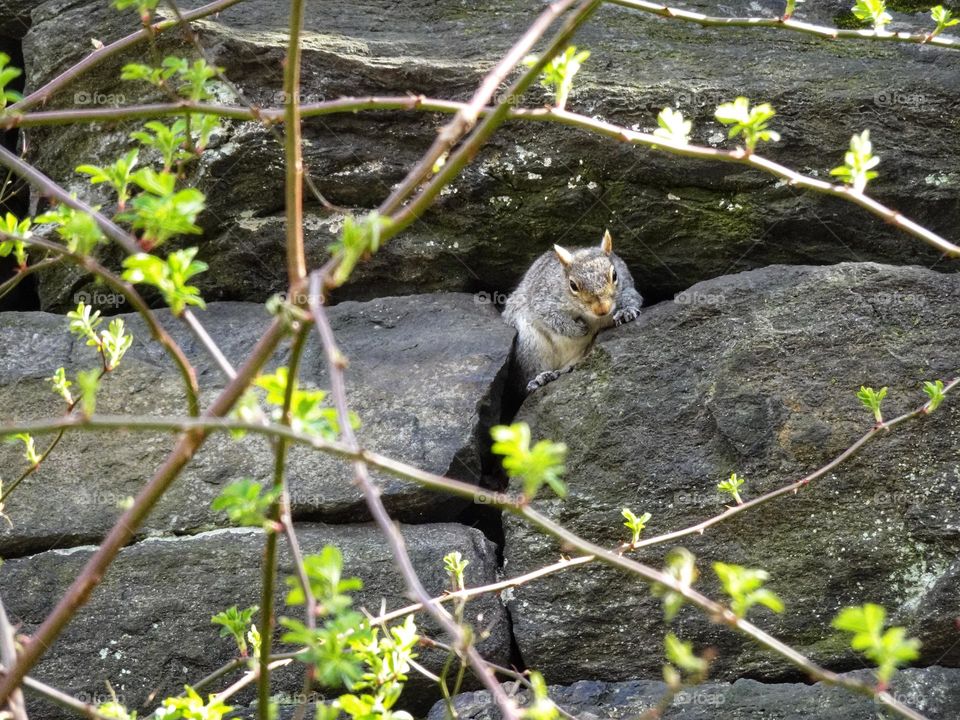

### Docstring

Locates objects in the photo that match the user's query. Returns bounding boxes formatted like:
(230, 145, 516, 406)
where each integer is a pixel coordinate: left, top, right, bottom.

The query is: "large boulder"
(427, 666, 960, 720)
(0, 294, 513, 555)
(503, 262, 960, 684)
(14, 0, 960, 310)
(0, 522, 511, 718)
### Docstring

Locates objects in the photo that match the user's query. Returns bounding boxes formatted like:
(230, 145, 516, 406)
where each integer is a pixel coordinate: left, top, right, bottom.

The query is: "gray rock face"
(0, 295, 513, 555)
(0, 523, 510, 719)
(17, 0, 960, 311)
(504, 263, 960, 684)
(427, 666, 960, 720)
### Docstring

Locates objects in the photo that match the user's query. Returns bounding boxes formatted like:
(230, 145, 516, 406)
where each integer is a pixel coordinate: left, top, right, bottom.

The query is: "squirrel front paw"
(527, 370, 561, 393)
(613, 306, 641, 327)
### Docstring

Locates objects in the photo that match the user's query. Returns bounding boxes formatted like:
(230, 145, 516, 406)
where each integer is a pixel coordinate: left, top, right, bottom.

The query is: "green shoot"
(211, 478, 280, 528)
(713, 562, 784, 618)
(121, 248, 208, 315)
(833, 603, 920, 685)
(857, 385, 888, 424)
(0, 212, 31, 268)
(0, 53, 22, 109)
(523, 45, 590, 111)
(328, 212, 392, 287)
(443, 551, 469, 592)
(922, 380, 945, 412)
(76, 149, 140, 210)
(830, 130, 880, 193)
(35, 203, 106, 256)
(490, 422, 567, 501)
(930, 5, 960, 38)
(653, 107, 692, 145)
(211, 605, 258, 658)
(717, 472, 745, 505)
(7, 433, 40, 466)
(714, 97, 780, 152)
(622, 508, 651, 547)
(852, 0, 892, 30)
(76, 369, 100, 417)
(518, 671, 559, 720)
(652, 547, 699, 622)
(48, 367, 74, 405)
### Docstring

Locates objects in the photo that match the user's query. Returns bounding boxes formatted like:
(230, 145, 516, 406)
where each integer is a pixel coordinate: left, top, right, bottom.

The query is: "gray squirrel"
(503, 229, 643, 393)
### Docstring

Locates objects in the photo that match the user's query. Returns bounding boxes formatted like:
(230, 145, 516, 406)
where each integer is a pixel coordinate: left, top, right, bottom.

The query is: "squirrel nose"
(595, 300, 612, 316)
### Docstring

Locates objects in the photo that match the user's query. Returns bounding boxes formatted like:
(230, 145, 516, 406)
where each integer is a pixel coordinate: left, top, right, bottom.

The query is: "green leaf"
(922, 379, 945, 411)
(443, 551, 469, 591)
(717, 472, 745, 504)
(76, 149, 139, 209)
(714, 97, 780, 152)
(211, 604, 258, 657)
(852, 0, 892, 29)
(831, 130, 880, 193)
(664, 632, 708, 676)
(7, 433, 40, 466)
(100, 318, 134, 370)
(0, 53, 22, 110)
(523, 45, 590, 110)
(211, 478, 279, 527)
(76, 368, 100, 417)
(857, 385, 887, 424)
(713, 561, 784, 618)
(328, 212, 392, 287)
(48, 367, 74, 405)
(622, 508, 651, 547)
(121, 248, 208, 315)
(66, 301, 103, 347)
(130, 120, 190, 171)
(653, 107, 692, 145)
(833, 603, 920, 683)
(119, 168, 205, 248)
(490, 422, 567, 500)
(652, 547, 699, 622)
(35, 203, 106, 256)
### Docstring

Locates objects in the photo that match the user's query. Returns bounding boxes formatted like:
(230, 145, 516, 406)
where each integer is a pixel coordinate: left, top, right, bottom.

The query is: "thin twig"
(10, 0, 246, 112)
(0, 317, 290, 704)
(0, 594, 28, 720)
(607, 0, 960, 49)
(306, 271, 520, 720)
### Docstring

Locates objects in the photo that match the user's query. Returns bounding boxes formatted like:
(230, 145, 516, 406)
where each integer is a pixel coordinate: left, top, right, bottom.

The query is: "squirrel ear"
(553, 244, 574, 267)
(600, 229, 613, 255)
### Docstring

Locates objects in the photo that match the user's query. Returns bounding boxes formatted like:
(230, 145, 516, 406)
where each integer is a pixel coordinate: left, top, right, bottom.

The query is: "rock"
(427, 666, 960, 720)
(0, 295, 513, 555)
(1, 522, 510, 719)
(15, 0, 959, 311)
(503, 263, 960, 684)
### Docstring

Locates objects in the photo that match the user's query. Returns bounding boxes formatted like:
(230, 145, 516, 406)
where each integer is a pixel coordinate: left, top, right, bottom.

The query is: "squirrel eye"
(568, 279, 580, 293)
(611, 268, 618, 284)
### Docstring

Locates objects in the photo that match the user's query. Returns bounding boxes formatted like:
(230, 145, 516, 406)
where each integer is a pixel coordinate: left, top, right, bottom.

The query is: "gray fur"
(503, 237, 643, 393)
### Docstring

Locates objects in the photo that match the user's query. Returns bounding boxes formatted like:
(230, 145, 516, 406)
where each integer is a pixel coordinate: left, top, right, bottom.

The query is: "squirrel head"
(553, 229, 619, 318)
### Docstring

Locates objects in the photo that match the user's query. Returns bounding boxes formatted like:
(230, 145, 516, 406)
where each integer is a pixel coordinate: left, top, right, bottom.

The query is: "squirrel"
(503, 229, 643, 393)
